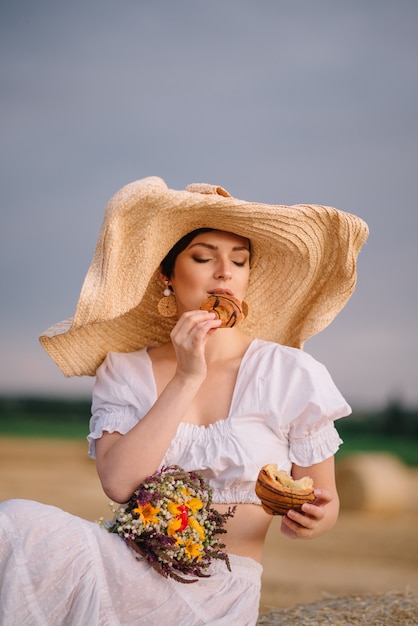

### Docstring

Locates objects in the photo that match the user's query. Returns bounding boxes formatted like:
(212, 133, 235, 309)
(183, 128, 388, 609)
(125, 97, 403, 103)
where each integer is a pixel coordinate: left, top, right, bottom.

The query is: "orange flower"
(133, 502, 160, 525)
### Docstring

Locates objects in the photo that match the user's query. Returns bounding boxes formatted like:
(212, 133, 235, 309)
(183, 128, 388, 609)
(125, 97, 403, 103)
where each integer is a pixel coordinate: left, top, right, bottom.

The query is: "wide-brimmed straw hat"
(39, 176, 369, 377)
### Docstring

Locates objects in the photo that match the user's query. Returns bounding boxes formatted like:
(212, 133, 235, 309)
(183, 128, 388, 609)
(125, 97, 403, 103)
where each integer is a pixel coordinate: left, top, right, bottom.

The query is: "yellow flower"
(167, 501, 183, 516)
(186, 497, 203, 515)
(133, 502, 160, 525)
(188, 517, 205, 542)
(167, 492, 203, 516)
(167, 517, 183, 536)
(184, 538, 204, 560)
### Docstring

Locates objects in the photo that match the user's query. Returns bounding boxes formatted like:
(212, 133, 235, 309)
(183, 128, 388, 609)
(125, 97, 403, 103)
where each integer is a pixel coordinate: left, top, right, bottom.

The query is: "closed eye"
(192, 256, 211, 263)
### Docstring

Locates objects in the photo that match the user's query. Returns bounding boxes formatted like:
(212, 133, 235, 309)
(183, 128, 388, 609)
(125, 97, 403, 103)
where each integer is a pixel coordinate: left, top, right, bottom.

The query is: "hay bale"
(257, 590, 418, 625)
(336, 453, 409, 513)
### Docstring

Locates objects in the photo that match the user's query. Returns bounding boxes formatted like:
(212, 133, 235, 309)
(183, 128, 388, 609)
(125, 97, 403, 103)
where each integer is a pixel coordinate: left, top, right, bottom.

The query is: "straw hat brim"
(39, 176, 369, 377)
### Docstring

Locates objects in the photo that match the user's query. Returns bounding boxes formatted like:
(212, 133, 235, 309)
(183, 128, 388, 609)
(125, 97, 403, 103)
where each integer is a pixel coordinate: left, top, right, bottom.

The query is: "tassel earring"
(157, 281, 178, 318)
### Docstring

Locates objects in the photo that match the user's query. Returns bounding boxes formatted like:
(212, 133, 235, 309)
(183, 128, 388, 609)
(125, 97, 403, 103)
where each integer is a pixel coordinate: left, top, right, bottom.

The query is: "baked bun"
(255, 464, 315, 515)
(200, 293, 244, 328)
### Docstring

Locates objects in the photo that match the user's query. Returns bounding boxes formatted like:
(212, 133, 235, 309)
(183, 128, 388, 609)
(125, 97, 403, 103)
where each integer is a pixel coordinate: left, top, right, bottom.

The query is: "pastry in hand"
(200, 293, 244, 328)
(255, 464, 315, 515)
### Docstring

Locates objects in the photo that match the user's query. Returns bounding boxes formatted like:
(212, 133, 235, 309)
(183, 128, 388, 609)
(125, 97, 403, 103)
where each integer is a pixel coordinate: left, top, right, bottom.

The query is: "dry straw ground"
(1, 437, 417, 624)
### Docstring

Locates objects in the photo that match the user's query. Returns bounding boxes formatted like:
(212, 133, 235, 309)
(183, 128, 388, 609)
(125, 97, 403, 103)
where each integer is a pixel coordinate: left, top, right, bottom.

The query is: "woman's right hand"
(170, 310, 222, 380)
(95, 310, 222, 502)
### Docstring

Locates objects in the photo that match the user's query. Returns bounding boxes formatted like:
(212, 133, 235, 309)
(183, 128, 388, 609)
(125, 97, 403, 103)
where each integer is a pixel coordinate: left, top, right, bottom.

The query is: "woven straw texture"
(39, 176, 368, 377)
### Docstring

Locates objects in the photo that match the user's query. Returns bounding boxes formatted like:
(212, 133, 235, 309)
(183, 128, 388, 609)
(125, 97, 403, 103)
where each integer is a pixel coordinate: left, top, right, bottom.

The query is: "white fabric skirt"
(0, 499, 262, 626)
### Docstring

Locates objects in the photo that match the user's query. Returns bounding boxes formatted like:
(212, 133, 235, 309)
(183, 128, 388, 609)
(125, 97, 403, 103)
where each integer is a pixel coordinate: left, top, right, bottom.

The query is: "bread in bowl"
(255, 464, 315, 515)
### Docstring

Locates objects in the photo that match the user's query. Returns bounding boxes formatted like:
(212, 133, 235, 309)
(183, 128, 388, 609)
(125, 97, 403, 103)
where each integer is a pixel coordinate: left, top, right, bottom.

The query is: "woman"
(0, 177, 368, 625)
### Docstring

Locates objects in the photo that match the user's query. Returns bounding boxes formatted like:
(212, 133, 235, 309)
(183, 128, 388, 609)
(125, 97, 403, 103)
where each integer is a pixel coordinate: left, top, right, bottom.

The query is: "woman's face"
(168, 230, 250, 315)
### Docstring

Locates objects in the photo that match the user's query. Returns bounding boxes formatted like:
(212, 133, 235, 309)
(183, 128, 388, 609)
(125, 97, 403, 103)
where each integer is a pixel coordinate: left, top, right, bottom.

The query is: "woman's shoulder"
(247, 339, 351, 426)
(248, 338, 322, 370)
(244, 338, 337, 392)
(93, 347, 155, 407)
(97, 347, 152, 381)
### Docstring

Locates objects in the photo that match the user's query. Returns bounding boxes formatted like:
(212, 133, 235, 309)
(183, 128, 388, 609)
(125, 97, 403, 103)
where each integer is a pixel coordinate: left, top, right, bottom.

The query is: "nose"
(214, 259, 232, 280)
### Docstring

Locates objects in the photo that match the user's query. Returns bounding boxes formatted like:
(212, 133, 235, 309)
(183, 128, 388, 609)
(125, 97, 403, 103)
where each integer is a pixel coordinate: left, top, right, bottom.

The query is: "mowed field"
(0, 436, 417, 611)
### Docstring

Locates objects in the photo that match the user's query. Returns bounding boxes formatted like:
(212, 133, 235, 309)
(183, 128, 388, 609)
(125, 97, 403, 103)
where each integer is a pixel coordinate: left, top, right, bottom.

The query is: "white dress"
(0, 340, 350, 625)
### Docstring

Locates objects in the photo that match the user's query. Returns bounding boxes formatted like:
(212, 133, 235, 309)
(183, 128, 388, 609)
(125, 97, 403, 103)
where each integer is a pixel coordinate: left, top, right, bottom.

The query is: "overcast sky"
(1, 1, 417, 409)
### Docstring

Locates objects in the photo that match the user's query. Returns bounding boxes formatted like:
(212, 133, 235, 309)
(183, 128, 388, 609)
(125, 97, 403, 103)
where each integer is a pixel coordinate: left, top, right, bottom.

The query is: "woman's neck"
(203, 328, 253, 364)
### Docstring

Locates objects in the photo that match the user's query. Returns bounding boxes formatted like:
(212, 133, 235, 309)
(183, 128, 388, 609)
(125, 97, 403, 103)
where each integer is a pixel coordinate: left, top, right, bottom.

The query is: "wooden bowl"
(255, 464, 315, 515)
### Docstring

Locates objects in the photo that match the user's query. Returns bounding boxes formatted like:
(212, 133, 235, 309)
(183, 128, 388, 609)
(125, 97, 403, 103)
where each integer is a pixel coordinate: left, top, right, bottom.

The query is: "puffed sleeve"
(87, 350, 155, 459)
(259, 344, 351, 467)
(285, 353, 351, 467)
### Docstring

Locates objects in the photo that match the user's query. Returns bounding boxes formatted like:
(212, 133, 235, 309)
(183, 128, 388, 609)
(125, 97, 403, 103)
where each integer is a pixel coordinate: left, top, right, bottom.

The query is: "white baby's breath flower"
(101, 466, 234, 583)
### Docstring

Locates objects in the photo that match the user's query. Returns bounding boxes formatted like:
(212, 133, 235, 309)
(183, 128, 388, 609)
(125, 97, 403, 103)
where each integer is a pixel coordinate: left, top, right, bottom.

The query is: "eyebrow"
(188, 242, 250, 252)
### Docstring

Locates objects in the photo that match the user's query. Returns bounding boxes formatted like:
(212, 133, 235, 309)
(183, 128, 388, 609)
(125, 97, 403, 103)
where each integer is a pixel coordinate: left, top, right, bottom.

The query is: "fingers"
(170, 310, 222, 379)
(280, 495, 329, 539)
(171, 310, 221, 347)
(281, 510, 317, 539)
(312, 488, 333, 505)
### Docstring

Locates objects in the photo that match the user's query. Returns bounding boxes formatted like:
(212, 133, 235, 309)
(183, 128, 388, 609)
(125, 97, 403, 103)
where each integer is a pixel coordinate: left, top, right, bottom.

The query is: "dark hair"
(160, 228, 215, 279)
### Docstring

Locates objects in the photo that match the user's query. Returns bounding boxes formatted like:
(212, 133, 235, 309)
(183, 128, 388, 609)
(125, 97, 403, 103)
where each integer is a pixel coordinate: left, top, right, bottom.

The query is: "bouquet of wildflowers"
(104, 465, 236, 583)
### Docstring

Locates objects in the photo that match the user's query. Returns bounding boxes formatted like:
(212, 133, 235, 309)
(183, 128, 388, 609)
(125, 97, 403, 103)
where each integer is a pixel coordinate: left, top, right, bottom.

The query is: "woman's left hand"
(279, 457, 340, 540)
(280, 488, 335, 539)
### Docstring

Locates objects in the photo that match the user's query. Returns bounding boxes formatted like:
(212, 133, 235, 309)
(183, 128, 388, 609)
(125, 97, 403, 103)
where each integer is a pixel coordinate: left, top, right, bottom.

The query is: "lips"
(207, 289, 232, 296)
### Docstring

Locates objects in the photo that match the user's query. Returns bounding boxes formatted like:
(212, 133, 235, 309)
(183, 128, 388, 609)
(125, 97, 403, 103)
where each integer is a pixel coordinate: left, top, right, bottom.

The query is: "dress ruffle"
(289, 421, 343, 467)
